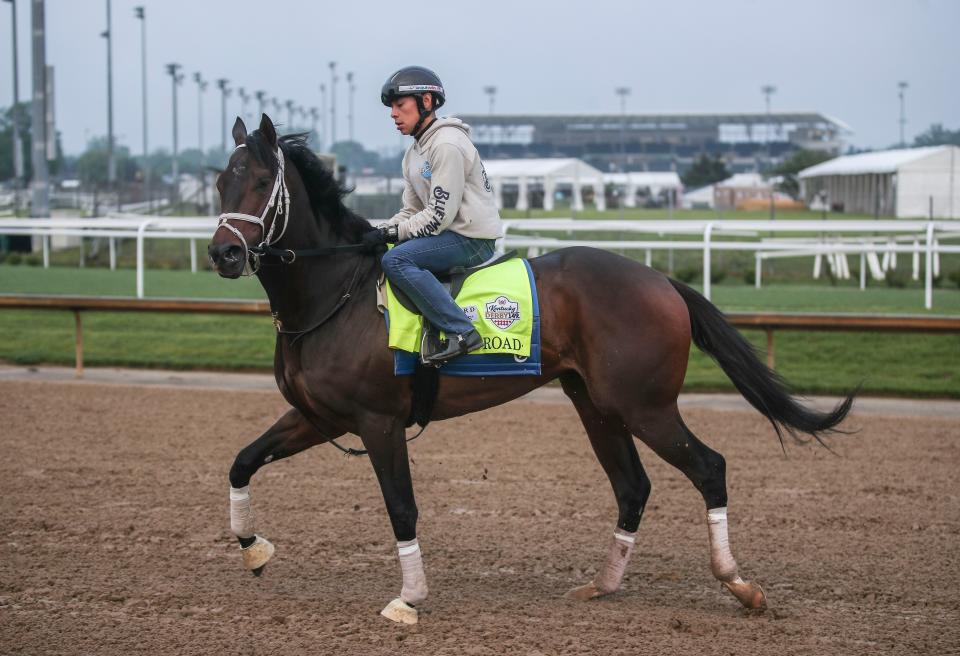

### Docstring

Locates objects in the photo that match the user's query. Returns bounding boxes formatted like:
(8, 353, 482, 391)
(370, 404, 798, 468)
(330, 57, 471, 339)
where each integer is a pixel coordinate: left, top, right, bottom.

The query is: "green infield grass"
(1, 263, 958, 397)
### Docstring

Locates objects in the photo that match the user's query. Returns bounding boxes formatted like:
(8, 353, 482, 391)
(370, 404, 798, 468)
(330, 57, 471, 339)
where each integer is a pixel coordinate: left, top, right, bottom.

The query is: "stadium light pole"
(309, 106, 319, 144)
(615, 87, 630, 173)
(193, 72, 207, 213)
(898, 81, 908, 148)
(318, 83, 327, 150)
(133, 6, 150, 210)
(216, 78, 231, 152)
(101, 0, 116, 193)
(254, 89, 266, 120)
(4, 0, 25, 213)
(483, 85, 496, 115)
(237, 86, 250, 126)
(285, 99, 295, 130)
(346, 71, 355, 142)
(166, 63, 182, 191)
(329, 61, 338, 147)
(761, 84, 777, 220)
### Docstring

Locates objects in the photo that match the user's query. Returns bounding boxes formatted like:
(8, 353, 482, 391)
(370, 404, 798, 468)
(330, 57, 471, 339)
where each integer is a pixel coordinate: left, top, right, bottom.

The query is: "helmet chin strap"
(411, 95, 435, 140)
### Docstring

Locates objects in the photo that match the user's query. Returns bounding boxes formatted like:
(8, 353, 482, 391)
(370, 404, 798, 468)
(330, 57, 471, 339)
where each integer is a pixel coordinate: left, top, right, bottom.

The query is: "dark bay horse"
(210, 115, 854, 625)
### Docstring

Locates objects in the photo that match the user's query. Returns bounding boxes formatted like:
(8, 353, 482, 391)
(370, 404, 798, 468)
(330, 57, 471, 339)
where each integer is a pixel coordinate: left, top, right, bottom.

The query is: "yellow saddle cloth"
(383, 258, 534, 357)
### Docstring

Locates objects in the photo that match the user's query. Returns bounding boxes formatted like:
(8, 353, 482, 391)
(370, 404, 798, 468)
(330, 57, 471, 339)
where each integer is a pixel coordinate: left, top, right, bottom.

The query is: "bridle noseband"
(215, 144, 290, 275)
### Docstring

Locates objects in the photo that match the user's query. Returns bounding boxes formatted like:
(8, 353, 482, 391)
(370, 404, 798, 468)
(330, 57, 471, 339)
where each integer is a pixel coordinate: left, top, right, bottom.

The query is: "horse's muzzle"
(208, 242, 245, 278)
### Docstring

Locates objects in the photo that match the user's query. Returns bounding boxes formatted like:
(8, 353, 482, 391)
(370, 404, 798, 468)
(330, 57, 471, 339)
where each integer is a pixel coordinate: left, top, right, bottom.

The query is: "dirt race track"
(2, 379, 958, 655)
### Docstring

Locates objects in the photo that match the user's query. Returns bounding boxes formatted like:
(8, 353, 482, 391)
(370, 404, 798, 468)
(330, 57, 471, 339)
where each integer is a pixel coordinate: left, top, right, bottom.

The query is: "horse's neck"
(256, 192, 374, 330)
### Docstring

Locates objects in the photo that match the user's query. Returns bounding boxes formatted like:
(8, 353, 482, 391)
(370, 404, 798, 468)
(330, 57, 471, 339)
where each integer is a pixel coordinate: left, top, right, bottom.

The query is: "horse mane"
(244, 129, 373, 241)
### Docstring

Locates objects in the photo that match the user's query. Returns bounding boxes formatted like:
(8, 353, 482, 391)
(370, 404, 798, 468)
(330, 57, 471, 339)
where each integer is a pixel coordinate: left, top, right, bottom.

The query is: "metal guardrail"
(2, 294, 958, 377)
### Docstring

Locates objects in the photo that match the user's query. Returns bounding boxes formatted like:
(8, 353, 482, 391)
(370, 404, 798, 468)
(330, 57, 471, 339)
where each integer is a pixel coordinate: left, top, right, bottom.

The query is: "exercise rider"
(364, 66, 503, 365)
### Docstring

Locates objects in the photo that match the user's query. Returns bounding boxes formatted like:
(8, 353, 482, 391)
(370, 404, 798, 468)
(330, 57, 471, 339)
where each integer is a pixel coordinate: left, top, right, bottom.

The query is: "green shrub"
(948, 269, 960, 289)
(710, 269, 727, 285)
(884, 270, 908, 288)
(6, 252, 22, 265)
(674, 266, 699, 283)
(25, 254, 42, 267)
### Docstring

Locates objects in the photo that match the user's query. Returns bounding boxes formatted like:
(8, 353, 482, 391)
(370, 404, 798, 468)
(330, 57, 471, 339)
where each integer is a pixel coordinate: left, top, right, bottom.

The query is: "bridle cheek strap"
(214, 145, 290, 275)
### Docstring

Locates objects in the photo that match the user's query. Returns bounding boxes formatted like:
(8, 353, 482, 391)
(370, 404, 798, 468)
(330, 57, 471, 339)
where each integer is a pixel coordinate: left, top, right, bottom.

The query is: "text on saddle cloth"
(384, 258, 535, 357)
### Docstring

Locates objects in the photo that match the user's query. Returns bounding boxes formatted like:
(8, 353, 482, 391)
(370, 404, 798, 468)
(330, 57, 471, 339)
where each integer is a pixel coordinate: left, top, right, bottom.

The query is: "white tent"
(602, 171, 683, 208)
(483, 158, 606, 211)
(798, 145, 960, 218)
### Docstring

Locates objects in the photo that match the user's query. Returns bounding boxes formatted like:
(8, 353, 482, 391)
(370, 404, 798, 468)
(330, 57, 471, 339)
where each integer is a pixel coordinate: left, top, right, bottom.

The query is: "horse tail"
(668, 278, 856, 444)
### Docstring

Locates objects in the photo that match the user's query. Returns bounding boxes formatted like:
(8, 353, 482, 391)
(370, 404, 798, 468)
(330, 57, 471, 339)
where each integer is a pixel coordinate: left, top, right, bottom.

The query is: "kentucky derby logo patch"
(420, 161, 432, 179)
(485, 296, 520, 330)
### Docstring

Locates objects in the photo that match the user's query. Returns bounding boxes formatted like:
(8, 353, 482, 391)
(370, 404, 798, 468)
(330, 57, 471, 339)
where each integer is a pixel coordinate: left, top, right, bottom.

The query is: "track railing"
(2, 294, 958, 377)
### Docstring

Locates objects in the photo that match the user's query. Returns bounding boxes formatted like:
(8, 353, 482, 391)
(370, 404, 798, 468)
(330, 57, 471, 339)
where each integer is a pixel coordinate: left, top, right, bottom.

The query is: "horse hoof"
(380, 598, 419, 625)
(251, 565, 265, 577)
(722, 579, 766, 609)
(565, 582, 606, 601)
(241, 535, 275, 572)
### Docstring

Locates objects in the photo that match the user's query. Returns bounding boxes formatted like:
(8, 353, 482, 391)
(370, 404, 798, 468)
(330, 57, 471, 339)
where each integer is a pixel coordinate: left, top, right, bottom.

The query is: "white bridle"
(214, 144, 291, 275)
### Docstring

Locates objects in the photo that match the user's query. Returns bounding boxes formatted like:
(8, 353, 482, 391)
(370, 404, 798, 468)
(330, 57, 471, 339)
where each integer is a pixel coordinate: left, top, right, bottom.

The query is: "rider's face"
(390, 94, 433, 136)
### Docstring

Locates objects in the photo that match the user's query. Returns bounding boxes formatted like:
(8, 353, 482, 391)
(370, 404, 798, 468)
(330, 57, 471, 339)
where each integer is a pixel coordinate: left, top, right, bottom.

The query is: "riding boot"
(423, 329, 483, 366)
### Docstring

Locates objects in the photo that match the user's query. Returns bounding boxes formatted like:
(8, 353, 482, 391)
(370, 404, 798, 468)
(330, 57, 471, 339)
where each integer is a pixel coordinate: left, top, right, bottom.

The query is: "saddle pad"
(385, 259, 542, 377)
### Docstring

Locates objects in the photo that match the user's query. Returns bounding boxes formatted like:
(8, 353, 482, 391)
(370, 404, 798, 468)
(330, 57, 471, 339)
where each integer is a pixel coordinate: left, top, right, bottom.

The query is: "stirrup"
(423, 330, 483, 366)
(419, 324, 445, 367)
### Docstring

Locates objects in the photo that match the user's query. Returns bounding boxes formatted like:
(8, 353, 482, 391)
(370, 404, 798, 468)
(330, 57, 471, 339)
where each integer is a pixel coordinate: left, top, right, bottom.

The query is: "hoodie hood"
(416, 116, 471, 147)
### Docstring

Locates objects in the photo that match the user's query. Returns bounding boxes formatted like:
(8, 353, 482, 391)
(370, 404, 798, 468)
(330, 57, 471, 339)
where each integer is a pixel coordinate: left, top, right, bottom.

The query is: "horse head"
(209, 114, 288, 278)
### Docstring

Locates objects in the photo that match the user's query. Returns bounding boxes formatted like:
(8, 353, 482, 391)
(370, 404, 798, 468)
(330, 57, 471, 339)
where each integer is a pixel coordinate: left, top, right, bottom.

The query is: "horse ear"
(232, 117, 247, 147)
(259, 113, 278, 148)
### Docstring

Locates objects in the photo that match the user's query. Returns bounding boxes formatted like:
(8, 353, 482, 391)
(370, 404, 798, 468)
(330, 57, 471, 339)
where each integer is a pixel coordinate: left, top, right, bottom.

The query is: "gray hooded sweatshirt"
(386, 117, 503, 242)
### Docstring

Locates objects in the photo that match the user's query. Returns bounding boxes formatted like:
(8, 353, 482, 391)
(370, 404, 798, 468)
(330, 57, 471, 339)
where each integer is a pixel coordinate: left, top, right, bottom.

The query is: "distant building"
(798, 145, 960, 218)
(455, 112, 848, 174)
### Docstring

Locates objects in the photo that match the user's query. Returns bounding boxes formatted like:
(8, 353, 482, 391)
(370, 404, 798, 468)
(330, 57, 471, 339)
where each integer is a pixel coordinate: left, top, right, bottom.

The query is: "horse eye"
(256, 177, 271, 189)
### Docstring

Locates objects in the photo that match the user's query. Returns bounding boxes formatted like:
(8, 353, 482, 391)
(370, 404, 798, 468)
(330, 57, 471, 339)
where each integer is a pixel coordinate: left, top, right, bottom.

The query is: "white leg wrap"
(230, 486, 255, 539)
(707, 507, 742, 583)
(593, 528, 637, 594)
(397, 538, 428, 605)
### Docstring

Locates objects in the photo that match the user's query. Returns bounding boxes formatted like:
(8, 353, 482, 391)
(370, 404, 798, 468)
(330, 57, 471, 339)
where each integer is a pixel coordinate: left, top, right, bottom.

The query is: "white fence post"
(859, 252, 866, 290)
(190, 239, 197, 274)
(136, 219, 155, 299)
(109, 237, 116, 270)
(924, 222, 934, 310)
(755, 253, 762, 289)
(42, 235, 50, 268)
(703, 222, 714, 300)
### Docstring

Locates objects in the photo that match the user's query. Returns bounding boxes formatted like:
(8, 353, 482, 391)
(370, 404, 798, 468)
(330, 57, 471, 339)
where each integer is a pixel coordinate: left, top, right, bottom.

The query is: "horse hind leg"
(629, 408, 766, 609)
(228, 407, 343, 576)
(560, 374, 651, 601)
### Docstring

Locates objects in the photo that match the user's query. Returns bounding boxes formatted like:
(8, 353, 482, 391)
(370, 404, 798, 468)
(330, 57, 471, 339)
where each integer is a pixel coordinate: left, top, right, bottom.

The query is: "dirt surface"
(2, 380, 958, 655)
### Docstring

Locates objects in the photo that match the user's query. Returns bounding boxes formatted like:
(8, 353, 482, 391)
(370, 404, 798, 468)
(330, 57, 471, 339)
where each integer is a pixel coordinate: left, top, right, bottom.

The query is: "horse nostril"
(222, 245, 243, 263)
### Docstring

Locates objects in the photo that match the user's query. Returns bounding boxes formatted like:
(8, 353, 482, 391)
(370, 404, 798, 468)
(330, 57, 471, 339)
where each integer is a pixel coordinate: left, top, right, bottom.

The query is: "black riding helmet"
(381, 66, 445, 137)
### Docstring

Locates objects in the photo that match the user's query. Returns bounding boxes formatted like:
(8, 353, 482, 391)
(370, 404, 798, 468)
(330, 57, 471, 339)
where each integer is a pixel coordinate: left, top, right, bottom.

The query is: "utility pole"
(4, 0, 24, 213)
(329, 61, 337, 146)
(483, 85, 496, 115)
(30, 0, 50, 218)
(761, 84, 777, 220)
(898, 81, 908, 148)
(216, 78, 230, 152)
(134, 6, 149, 210)
(102, 0, 115, 192)
(166, 63, 182, 200)
(346, 71, 355, 142)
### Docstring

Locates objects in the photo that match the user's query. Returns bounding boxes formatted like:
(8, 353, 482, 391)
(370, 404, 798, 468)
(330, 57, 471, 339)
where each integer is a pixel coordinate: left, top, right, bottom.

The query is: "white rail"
(1, 216, 959, 308)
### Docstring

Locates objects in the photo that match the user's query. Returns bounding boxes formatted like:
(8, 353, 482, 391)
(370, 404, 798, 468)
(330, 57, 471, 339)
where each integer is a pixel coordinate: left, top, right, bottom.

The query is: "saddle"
(388, 251, 518, 364)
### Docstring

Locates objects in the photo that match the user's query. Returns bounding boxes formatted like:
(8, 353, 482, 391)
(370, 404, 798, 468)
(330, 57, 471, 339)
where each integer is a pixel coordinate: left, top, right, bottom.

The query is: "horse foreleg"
(560, 374, 651, 601)
(358, 414, 425, 625)
(228, 407, 344, 576)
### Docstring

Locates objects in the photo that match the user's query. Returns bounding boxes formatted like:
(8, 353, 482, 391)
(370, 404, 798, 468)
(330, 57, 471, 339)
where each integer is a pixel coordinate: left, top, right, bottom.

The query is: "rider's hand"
(361, 229, 388, 250)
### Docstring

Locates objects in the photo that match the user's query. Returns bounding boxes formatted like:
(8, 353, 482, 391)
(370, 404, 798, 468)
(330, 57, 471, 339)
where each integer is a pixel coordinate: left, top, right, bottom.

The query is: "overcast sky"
(1, 0, 957, 157)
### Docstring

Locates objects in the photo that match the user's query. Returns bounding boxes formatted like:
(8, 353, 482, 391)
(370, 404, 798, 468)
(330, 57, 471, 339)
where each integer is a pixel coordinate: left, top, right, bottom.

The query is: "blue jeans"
(381, 231, 496, 336)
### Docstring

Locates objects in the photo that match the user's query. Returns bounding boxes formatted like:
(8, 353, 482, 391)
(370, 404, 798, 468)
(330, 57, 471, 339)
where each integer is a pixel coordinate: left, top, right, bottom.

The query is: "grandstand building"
(454, 112, 849, 174)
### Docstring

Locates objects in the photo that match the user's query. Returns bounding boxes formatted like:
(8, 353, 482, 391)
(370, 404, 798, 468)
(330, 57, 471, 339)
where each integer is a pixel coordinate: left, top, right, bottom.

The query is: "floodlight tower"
(255, 90, 266, 119)
(761, 84, 777, 219)
(483, 85, 497, 115)
(329, 61, 338, 146)
(133, 6, 150, 209)
(216, 78, 231, 151)
(615, 86, 630, 173)
(237, 87, 250, 125)
(285, 99, 295, 129)
(318, 83, 328, 150)
(346, 72, 356, 142)
(898, 81, 908, 148)
(101, 0, 116, 187)
(166, 63, 183, 180)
